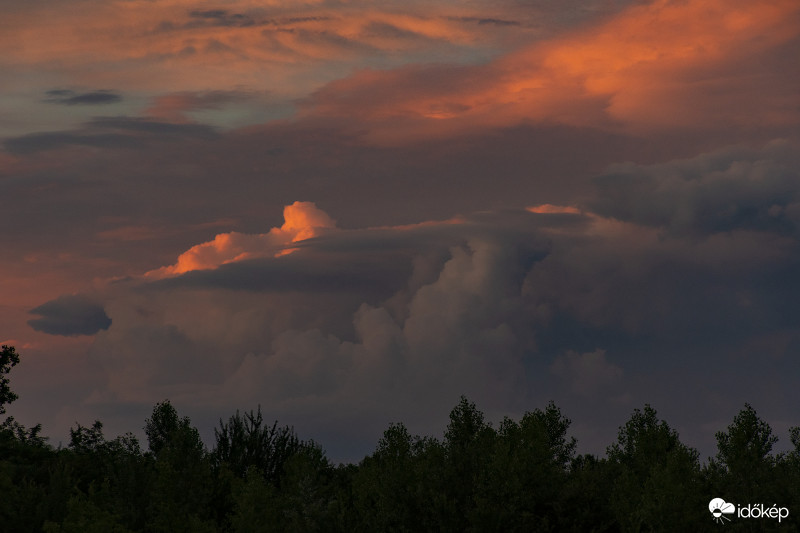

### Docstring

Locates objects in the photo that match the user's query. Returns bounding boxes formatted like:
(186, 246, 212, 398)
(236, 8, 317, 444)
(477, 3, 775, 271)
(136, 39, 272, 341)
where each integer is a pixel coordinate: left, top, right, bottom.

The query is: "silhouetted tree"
(42, 486, 134, 533)
(351, 423, 431, 531)
(0, 345, 20, 416)
(441, 396, 495, 531)
(1, 351, 799, 533)
(780, 426, 800, 524)
(562, 453, 617, 531)
(144, 401, 215, 532)
(144, 400, 184, 456)
(607, 405, 705, 532)
(273, 441, 334, 532)
(0, 345, 45, 443)
(213, 406, 301, 483)
(706, 403, 788, 531)
(229, 467, 280, 532)
(472, 401, 576, 531)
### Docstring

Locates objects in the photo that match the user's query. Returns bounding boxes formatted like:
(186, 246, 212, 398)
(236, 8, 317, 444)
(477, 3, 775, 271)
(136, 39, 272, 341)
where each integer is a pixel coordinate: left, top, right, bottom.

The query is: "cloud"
(0, 0, 528, 105)
(586, 139, 800, 237)
(551, 348, 623, 395)
(44, 89, 122, 106)
(145, 90, 255, 122)
(3, 131, 138, 154)
(16, 163, 800, 459)
(527, 204, 581, 215)
(3, 0, 798, 462)
(87, 117, 219, 138)
(522, 217, 800, 340)
(79, 206, 557, 433)
(3, 117, 219, 154)
(5, 0, 795, 150)
(299, 0, 800, 143)
(28, 294, 112, 336)
(158, 255, 411, 300)
(146, 201, 336, 278)
(87, 184, 800, 385)
(187, 10, 257, 28)
(448, 17, 520, 27)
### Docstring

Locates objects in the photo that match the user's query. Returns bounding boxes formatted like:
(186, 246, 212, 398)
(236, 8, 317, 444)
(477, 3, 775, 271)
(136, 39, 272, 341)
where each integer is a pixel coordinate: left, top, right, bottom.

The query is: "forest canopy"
(1, 345, 798, 532)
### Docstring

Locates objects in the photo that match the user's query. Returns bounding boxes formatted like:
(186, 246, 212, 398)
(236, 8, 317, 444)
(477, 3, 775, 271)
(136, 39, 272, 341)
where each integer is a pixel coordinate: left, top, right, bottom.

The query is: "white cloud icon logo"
(709, 498, 736, 524)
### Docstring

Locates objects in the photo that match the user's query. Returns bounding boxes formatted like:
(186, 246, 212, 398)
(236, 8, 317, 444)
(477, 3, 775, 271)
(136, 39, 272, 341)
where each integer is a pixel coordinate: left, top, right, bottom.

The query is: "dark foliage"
(212, 406, 302, 483)
(1, 345, 21, 415)
(2, 345, 799, 531)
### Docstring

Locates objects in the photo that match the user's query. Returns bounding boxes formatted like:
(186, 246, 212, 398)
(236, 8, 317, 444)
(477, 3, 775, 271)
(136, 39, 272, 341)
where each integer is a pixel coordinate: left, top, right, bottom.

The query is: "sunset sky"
(2, 0, 799, 461)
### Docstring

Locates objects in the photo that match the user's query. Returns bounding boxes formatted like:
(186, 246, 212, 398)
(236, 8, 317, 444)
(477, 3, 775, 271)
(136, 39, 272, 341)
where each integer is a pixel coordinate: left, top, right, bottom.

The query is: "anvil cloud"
(1, 0, 798, 461)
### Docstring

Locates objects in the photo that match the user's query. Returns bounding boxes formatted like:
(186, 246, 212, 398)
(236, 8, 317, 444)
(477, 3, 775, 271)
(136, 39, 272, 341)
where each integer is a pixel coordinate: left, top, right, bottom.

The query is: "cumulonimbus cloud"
(586, 139, 800, 236)
(25, 138, 800, 458)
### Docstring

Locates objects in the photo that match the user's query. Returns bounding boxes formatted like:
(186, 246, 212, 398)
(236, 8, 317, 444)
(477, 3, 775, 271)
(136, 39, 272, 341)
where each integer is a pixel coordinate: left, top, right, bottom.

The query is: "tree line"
(2, 345, 799, 532)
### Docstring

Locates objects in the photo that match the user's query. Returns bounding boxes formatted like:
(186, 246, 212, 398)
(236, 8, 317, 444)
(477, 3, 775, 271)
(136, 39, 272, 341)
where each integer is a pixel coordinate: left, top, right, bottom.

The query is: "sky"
(2, 0, 799, 462)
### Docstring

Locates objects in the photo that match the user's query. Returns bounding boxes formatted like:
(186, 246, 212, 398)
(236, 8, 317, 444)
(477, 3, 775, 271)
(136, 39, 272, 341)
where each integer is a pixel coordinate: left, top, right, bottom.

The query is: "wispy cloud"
(3, 116, 219, 154)
(44, 89, 122, 106)
(299, 0, 800, 142)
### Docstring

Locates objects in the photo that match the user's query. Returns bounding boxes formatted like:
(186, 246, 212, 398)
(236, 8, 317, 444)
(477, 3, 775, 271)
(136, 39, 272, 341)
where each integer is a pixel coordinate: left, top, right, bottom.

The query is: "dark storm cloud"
(586, 140, 800, 237)
(44, 89, 122, 106)
(152, 249, 414, 298)
(3, 117, 219, 154)
(28, 295, 112, 336)
(149, 204, 751, 372)
(287, 214, 561, 254)
(149, 211, 560, 297)
(141, 222, 550, 331)
(3, 0, 798, 466)
(49, 178, 800, 459)
(525, 230, 800, 350)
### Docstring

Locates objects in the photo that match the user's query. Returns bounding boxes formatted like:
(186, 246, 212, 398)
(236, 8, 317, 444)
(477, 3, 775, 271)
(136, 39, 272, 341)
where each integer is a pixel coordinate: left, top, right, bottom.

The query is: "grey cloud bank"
(24, 139, 797, 460)
(1, 0, 798, 469)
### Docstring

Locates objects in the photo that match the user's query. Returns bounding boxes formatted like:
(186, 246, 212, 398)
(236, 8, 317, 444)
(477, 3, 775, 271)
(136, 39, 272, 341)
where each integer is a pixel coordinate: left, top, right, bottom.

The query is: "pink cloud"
(300, 0, 800, 142)
(146, 201, 336, 277)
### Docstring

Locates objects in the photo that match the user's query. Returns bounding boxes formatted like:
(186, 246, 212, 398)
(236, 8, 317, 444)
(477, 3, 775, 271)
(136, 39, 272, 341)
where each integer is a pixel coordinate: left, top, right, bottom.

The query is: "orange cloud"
(301, 0, 800, 142)
(147, 201, 336, 278)
(526, 0, 800, 128)
(280, 200, 337, 242)
(527, 204, 581, 215)
(1, 1, 510, 96)
(5, 0, 795, 142)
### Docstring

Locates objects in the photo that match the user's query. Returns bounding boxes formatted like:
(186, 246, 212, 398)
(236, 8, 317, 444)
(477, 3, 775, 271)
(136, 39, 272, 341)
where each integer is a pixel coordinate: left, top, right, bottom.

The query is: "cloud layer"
(22, 137, 796, 457)
(2, 0, 798, 462)
(299, 0, 800, 142)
